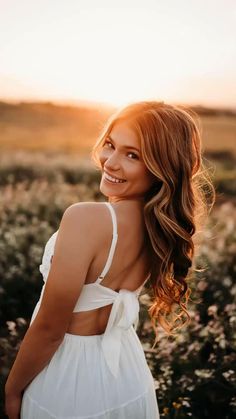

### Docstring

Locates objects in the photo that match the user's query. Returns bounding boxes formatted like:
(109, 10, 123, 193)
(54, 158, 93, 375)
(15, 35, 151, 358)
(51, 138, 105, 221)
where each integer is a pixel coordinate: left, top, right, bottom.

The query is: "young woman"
(5, 101, 214, 418)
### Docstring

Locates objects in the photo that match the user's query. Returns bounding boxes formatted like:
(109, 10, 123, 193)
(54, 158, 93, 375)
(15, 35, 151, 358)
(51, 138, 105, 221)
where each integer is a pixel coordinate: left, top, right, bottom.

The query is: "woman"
(5, 101, 214, 418)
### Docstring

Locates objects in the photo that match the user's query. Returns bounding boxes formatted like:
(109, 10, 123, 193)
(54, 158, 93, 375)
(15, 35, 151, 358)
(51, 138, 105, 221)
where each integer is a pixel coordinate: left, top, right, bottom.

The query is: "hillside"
(0, 101, 235, 155)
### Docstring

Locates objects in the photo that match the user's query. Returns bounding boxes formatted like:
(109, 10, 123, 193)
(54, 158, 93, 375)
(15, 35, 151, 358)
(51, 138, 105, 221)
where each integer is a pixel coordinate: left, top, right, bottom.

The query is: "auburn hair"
(92, 101, 215, 347)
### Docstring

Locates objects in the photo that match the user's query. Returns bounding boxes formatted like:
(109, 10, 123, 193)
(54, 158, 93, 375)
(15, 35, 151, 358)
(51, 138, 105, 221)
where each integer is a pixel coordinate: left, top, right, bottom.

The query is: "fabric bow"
(101, 289, 139, 378)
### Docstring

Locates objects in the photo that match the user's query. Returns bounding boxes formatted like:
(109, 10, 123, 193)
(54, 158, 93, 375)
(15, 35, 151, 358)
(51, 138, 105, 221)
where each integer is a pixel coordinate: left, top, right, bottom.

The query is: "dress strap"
(95, 202, 118, 283)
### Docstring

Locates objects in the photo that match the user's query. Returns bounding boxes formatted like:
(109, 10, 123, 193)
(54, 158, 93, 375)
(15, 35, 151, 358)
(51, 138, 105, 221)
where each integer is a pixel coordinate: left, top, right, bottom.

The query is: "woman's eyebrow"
(107, 135, 140, 153)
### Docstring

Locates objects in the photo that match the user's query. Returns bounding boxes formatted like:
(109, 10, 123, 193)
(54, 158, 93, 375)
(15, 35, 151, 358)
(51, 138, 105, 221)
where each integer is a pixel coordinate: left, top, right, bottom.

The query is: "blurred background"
(0, 0, 235, 418)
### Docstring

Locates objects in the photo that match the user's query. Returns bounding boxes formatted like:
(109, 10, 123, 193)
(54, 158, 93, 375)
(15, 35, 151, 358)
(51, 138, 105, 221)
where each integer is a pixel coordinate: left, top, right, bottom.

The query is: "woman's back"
(67, 200, 151, 336)
(20, 199, 160, 419)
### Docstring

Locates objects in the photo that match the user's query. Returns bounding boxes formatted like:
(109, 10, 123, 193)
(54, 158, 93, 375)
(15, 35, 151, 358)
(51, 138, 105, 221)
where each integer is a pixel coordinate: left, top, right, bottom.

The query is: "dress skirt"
(21, 327, 160, 418)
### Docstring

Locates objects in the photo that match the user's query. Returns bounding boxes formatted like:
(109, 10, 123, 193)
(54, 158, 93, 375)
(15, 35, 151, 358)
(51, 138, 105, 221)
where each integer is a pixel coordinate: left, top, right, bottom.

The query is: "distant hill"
(0, 101, 235, 155)
(0, 101, 117, 153)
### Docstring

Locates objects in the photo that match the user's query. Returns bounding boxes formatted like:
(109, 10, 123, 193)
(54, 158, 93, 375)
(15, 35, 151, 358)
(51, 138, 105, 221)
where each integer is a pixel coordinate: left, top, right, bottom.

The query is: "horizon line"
(1, 96, 236, 113)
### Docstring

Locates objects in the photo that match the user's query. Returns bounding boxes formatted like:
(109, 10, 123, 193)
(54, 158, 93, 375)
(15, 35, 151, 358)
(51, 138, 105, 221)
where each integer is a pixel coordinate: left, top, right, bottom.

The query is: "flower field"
(0, 150, 235, 418)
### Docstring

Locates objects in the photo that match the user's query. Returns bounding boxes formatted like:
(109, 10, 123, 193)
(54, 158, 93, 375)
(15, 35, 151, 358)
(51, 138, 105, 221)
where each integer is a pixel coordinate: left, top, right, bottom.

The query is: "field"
(0, 101, 235, 418)
(0, 101, 115, 153)
(0, 102, 236, 156)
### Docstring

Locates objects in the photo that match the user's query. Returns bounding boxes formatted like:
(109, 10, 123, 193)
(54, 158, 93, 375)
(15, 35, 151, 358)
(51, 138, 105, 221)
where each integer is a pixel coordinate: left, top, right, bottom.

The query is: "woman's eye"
(103, 140, 113, 148)
(127, 152, 139, 160)
(102, 140, 138, 159)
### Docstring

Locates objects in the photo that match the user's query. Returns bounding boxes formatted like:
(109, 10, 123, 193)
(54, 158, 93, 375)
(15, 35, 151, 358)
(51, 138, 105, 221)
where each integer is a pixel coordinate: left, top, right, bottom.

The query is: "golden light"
(0, 1, 235, 108)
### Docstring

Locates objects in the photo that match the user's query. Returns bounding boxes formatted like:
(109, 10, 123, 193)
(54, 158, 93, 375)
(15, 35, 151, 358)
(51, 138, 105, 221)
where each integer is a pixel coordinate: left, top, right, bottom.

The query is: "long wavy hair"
(92, 101, 215, 346)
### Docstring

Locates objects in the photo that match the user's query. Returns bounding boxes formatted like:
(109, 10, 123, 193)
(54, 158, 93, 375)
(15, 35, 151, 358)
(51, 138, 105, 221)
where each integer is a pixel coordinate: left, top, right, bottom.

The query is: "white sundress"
(21, 202, 160, 419)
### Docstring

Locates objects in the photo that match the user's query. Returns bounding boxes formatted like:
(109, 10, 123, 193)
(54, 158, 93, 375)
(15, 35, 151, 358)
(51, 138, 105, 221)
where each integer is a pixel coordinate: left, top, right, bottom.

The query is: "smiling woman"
(98, 122, 156, 200)
(5, 100, 214, 419)
(92, 101, 215, 336)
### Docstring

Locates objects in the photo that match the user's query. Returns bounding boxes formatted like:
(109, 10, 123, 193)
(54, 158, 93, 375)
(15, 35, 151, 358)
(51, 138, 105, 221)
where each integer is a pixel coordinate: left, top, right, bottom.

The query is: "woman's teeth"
(104, 173, 126, 183)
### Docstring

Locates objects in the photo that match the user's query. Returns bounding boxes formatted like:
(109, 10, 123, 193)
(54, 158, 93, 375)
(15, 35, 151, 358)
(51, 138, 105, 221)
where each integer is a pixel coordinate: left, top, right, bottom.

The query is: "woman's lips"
(104, 177, 125, 185)
(103, 171, 126, 184)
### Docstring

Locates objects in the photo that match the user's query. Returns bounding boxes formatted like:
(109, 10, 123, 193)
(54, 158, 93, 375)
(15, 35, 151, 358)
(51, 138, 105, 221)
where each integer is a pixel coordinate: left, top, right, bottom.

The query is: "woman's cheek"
(98, 149, 109, 164)
(98, 152, 102, 165)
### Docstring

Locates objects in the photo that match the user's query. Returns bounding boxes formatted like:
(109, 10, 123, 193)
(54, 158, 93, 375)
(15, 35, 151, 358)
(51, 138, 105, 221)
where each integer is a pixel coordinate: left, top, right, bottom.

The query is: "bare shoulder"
(63, 201, 109, 221)
(34, 202, 111, 336)
(51, 202, 110, 274)
(61, 201, 110, 237)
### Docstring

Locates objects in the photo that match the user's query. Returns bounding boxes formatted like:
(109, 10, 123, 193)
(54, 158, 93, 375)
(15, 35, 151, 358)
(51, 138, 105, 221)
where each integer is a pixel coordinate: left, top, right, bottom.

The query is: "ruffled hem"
(21, 389, 159, 419)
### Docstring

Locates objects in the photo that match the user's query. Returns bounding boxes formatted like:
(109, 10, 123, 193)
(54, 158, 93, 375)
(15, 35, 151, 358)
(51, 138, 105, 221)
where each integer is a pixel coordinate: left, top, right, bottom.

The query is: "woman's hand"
(5, 391, 23, 419)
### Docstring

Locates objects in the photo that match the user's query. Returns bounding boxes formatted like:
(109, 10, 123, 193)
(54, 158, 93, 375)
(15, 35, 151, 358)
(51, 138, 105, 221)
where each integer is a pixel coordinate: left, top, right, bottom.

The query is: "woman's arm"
(5, 320, 64, 396)
(5, 203, 98, 397)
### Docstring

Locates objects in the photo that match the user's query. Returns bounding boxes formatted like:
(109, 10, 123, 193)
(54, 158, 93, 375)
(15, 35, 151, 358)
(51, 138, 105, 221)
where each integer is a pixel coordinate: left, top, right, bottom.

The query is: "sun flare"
(0, 1, 235, 108)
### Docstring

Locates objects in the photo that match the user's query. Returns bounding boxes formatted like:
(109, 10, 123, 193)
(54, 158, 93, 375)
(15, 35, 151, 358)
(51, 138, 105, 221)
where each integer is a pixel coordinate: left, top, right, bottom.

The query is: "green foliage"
(0, 164, 102, 322)
(138, 202, 236, 418)
(0, 152, 235, 418)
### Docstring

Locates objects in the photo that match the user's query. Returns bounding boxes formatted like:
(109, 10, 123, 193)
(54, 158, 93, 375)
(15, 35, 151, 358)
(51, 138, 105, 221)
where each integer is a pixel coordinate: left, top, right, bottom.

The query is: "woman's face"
(98, 121, 155, 202)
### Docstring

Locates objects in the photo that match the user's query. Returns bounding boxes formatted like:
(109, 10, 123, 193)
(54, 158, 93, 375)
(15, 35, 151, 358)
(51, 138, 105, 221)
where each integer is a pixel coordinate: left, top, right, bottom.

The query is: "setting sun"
(0, 0, 235, 108)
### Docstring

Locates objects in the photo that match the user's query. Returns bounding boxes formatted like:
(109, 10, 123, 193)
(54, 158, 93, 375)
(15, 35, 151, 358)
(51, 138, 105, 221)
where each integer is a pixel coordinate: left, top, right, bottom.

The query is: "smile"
(104, 171, 126, 184)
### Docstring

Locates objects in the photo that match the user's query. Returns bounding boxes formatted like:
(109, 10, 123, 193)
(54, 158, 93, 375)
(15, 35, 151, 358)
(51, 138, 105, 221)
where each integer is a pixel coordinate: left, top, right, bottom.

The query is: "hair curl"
(92, 101, 215, 347)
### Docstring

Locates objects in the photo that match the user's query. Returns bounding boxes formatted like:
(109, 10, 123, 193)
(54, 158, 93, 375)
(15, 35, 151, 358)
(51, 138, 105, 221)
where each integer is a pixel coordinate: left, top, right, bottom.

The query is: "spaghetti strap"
(95, 202, 118, 283)
(23, 203, 160, 418)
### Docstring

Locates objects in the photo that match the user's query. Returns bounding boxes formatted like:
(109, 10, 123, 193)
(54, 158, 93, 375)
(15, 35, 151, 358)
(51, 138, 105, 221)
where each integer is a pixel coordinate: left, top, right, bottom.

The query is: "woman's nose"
(104, 151, 121, 171)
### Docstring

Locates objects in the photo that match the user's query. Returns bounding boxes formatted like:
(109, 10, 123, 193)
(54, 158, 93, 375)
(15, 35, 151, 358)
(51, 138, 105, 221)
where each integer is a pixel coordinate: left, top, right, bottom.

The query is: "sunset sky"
(0, 0, 235, 108)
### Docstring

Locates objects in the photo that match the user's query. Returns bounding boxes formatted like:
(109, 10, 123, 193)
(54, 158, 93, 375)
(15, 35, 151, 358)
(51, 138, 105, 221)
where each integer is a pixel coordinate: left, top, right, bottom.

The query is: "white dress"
(21, 202, 160, 418)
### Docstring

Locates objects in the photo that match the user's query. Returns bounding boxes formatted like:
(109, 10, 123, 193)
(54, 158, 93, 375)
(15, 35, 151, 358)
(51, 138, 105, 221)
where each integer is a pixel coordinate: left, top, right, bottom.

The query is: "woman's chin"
(100, 180, 124, 197)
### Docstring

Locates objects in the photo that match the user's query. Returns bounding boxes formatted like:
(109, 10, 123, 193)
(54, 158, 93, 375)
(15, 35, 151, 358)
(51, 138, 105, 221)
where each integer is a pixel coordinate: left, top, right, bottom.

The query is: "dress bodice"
(36, 202, 148, 377)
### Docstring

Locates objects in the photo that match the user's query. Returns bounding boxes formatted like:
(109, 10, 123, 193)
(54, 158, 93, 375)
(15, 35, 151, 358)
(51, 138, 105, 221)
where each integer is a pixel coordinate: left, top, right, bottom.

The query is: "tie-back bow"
(101, 289, 140, 378)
